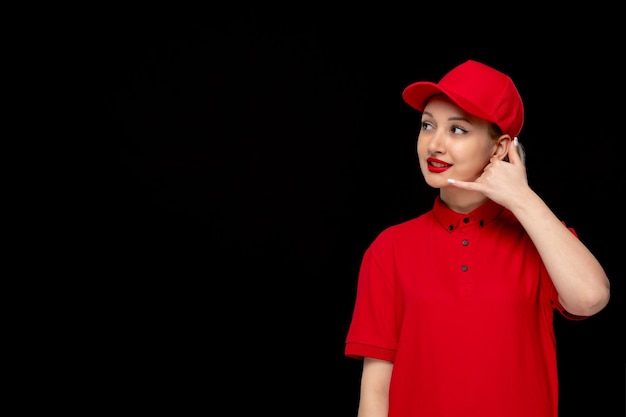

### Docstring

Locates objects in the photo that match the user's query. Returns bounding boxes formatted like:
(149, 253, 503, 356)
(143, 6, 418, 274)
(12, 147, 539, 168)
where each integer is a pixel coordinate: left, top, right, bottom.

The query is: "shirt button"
(463, 218, 470, 223)
(479, 220, 485, 227)
(462, 239, 469, 246)
(449, 225, 454, 231)
(461, 265, 468, 272)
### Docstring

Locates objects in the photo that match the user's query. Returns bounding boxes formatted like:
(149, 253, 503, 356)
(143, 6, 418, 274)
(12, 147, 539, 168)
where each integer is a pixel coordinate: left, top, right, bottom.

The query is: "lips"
(426, 157, 452, 173)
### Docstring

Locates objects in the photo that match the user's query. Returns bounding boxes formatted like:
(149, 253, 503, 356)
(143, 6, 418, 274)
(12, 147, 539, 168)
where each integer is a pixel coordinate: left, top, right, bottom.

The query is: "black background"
(89, 9, 624, 416)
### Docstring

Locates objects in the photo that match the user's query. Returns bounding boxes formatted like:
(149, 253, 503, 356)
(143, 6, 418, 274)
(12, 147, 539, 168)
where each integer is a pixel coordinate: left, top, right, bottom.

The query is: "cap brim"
(402, 81, 495, 125)
(402, 82, 444, 112)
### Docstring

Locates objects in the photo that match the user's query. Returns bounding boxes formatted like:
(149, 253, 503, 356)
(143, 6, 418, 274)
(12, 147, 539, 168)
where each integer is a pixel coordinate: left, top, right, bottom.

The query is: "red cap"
(402, 60, 524, 138)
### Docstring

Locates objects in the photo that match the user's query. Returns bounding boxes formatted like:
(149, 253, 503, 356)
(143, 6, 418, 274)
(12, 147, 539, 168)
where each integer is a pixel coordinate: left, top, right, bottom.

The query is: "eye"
(421, 121, 433, 131)
(451, 126, 467, 135)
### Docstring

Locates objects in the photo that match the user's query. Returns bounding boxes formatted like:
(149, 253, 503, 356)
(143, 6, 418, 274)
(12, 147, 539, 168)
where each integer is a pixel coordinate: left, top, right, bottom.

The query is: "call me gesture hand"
(447, 136, 528, 211)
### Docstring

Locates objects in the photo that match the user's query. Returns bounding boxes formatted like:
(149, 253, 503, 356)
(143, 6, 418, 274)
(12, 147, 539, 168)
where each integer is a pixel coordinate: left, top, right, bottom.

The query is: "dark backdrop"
(92, 9, 624, 416)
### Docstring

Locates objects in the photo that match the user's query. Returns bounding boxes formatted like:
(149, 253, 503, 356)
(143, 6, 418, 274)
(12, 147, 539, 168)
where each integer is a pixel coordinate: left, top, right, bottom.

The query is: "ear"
(493, 135, 512, 161)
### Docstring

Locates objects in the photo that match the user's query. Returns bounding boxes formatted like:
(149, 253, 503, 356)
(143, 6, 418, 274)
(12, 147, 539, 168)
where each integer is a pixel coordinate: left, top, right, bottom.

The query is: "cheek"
(448, 142, 490, 162)
(416, 137, 427, 156)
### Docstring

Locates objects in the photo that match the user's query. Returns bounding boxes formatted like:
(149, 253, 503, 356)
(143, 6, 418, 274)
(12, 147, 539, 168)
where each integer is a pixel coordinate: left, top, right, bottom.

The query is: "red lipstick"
(426, 157, 452, 173)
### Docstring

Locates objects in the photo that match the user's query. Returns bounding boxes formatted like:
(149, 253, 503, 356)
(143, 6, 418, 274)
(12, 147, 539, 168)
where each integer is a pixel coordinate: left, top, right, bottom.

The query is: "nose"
(425, 129, 445, 154)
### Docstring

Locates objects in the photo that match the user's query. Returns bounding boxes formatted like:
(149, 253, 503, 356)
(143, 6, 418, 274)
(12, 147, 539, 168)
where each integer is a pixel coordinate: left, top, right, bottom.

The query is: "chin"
(424, 177, 446, 189)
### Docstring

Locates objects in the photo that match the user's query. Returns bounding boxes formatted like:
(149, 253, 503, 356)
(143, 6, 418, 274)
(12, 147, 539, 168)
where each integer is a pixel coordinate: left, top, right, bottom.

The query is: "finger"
(507, 136, 521, 164)
(447, 178, 477, 190)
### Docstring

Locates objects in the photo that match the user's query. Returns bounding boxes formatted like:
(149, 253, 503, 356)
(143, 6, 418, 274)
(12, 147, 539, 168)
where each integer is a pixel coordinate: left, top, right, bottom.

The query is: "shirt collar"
(433, 195, 505, 233)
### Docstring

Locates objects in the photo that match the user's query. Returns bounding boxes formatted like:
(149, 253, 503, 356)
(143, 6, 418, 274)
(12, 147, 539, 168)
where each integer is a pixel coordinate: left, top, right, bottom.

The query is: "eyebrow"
(422, 111, 473, 125)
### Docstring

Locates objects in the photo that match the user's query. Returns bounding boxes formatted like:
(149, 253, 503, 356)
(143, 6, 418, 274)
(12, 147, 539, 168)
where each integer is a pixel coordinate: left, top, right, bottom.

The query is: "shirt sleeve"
(345, 229, 401, 362)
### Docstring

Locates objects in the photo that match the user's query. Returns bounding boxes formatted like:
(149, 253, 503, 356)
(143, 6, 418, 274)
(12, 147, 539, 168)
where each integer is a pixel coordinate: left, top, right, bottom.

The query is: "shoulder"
(371, 211, 434, 248)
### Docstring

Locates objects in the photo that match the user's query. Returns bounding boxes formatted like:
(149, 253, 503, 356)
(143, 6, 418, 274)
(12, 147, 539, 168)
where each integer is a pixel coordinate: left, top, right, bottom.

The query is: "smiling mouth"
(427, 159, 451, 173)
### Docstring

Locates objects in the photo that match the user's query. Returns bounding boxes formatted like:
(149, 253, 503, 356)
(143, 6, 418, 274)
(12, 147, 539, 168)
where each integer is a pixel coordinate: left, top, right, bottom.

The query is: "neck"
(439, 188, 489, 214)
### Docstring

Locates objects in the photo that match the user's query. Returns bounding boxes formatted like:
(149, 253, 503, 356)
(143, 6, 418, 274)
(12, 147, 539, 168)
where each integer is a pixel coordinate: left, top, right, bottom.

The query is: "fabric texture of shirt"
(345, 196, 586, 417)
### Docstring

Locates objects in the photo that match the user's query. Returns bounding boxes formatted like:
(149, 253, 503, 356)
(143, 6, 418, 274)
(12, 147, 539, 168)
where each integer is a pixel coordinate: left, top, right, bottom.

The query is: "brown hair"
(490, 123, 525, 164)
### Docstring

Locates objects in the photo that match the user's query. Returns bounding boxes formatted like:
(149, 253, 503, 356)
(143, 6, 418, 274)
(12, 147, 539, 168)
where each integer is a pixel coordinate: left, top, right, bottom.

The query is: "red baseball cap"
(402, 60, 524, 138)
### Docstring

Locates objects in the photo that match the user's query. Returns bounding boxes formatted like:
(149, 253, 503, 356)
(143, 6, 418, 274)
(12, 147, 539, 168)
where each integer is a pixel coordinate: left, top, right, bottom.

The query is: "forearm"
(358, 358, 391, 417)
(357, 393, 388, 417)
(509, 188, 610, 316)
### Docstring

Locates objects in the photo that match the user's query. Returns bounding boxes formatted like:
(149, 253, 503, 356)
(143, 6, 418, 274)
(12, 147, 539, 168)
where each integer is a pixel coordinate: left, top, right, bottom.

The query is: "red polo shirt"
(345, 196, 585, 417)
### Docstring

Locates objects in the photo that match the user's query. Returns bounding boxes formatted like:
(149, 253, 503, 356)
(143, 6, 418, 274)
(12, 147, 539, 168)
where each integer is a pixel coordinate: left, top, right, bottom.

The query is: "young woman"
(344, 60, 610, 417)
